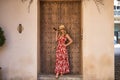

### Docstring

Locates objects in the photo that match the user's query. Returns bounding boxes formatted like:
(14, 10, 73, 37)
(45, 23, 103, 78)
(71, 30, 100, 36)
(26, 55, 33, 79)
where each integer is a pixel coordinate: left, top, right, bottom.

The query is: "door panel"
(40, 1, 81, 74)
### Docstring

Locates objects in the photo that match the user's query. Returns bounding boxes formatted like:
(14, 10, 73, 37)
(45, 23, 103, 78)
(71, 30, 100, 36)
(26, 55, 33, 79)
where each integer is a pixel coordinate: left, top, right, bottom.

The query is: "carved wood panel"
(40, 1, 81, 74)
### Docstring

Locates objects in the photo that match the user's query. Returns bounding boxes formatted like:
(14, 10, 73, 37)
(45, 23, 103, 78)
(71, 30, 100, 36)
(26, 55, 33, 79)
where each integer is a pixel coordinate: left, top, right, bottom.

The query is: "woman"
(54, 25, 73, 78)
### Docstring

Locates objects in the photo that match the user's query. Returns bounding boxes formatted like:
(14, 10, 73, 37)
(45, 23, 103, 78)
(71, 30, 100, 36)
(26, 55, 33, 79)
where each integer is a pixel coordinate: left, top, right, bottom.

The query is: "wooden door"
(40, 1, 82, 75)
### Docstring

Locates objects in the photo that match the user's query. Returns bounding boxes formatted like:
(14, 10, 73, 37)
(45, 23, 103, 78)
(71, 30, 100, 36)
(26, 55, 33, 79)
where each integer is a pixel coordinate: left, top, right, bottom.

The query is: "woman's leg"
(60, 72, 63, 76)
(56, 73, 59, 78)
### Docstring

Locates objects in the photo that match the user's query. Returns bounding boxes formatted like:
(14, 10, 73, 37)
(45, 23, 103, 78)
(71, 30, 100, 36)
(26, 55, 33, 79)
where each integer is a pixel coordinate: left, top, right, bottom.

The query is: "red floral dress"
(55, 35, 70, 74)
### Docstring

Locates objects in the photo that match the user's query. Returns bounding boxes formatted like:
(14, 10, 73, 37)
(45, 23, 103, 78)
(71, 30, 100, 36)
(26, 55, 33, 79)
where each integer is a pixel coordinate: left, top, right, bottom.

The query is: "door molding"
(38, 0, 83, 75)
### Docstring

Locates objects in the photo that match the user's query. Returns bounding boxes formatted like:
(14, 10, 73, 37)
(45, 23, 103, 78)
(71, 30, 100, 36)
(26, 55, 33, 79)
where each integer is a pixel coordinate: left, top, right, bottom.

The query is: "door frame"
(37, 0, 83, 76)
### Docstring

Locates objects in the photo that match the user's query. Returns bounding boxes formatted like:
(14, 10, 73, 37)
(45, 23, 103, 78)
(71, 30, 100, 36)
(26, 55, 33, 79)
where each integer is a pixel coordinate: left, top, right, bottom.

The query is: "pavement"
(115, 44, 120, 80)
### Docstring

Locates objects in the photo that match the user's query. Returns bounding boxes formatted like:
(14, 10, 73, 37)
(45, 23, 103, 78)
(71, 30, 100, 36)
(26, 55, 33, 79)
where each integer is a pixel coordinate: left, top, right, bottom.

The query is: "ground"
(115, 44, 120, 80)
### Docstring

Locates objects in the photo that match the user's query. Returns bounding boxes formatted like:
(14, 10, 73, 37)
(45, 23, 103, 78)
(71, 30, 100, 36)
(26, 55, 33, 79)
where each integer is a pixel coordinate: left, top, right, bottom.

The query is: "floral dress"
(55, 35, 70, 74)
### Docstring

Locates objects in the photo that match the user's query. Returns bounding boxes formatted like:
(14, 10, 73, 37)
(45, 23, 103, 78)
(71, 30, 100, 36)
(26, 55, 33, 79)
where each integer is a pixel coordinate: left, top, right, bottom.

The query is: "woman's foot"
(55, 73, 59, 79)
(60, 73, 63, 76)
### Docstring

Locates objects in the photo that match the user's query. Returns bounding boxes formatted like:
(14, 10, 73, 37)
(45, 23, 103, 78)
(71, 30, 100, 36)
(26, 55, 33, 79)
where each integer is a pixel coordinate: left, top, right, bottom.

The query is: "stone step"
(38, 75, 82, 80)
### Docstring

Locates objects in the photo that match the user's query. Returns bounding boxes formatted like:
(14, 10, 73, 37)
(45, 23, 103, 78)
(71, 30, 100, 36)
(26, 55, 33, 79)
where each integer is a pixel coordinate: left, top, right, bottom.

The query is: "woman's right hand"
(53, 27, 57, 31)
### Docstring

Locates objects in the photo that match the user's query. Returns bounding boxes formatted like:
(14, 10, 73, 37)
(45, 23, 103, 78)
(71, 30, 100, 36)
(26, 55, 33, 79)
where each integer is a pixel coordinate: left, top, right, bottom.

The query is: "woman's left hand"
(64, 44, 67, 47)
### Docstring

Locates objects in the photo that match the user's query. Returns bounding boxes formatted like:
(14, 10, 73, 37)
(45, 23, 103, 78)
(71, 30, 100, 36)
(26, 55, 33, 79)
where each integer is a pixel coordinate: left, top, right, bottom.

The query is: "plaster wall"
(0, 0, 114, 80)
(82, 0, 114, 80)
(0, 0, 38, 80)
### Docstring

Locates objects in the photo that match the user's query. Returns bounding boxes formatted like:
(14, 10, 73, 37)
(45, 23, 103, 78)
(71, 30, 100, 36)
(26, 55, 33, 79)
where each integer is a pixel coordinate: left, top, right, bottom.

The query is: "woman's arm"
(56, 31, 58, 41)
(65, 34, 73, 46)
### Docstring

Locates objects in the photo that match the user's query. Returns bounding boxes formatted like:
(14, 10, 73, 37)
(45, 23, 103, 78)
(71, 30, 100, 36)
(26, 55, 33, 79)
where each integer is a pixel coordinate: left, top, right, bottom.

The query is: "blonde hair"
(58, 29, 67, 36)
(59, 25, 65, 30)
(58, 25, 67, 36)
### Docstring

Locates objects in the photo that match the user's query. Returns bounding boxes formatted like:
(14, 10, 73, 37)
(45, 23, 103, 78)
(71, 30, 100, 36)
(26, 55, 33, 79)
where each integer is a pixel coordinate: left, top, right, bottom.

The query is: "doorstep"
(38, 75, 82, 80)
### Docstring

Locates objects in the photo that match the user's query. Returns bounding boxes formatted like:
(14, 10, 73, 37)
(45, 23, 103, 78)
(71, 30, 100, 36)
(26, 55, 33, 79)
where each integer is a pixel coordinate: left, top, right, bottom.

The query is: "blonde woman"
(54, 25, 73, 78)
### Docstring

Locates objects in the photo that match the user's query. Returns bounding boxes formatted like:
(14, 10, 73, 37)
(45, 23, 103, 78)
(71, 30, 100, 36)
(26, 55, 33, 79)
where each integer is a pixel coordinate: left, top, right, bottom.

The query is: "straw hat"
(59, 25, 65, 30)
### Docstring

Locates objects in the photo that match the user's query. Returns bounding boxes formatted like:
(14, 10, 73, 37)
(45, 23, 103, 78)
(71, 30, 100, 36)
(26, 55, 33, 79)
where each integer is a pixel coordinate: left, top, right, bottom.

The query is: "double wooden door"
(40, 0, 82, 75)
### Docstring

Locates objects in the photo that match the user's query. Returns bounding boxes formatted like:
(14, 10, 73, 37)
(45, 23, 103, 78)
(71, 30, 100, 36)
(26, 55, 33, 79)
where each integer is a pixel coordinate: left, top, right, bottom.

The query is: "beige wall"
(0, 0, 38, 80)
(0, 0, 114, 80)
(82, 0, 114, 80)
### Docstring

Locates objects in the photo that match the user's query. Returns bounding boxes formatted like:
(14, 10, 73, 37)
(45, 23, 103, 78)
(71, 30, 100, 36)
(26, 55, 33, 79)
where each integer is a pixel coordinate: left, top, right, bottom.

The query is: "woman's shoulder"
(65, 34, 69, 37)
(66, 33, 69, 35)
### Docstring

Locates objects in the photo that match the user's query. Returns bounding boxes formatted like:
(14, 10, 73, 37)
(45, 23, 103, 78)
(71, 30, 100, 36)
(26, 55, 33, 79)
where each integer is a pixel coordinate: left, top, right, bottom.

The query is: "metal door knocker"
(17, 24, 24, 34)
